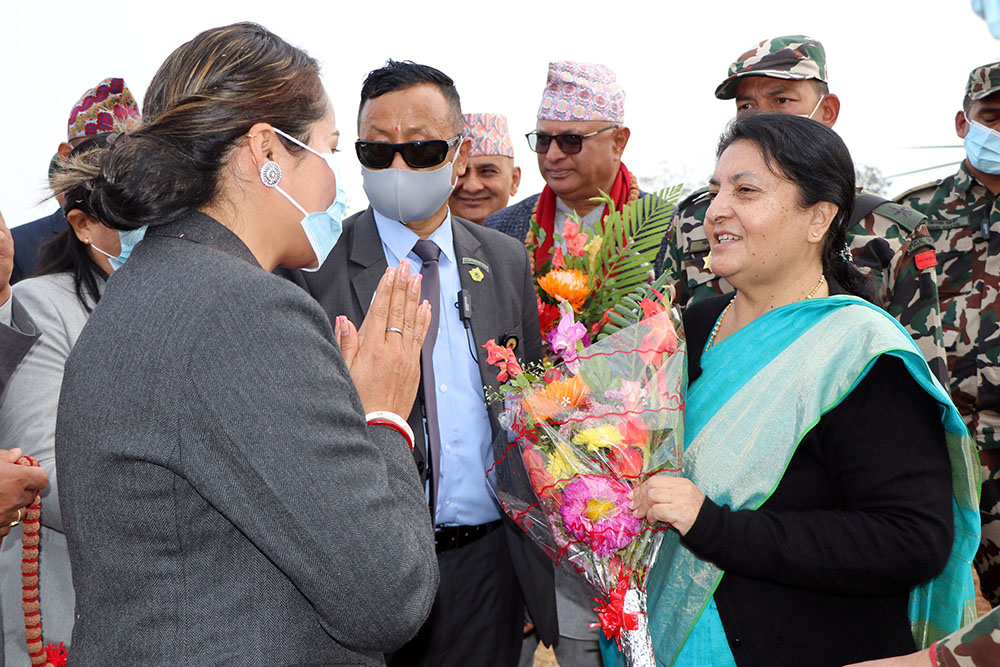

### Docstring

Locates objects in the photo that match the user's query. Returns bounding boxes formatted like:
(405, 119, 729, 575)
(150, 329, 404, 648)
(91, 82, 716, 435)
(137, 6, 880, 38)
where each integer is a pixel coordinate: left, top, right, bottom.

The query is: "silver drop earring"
(259, 160, 282, 188)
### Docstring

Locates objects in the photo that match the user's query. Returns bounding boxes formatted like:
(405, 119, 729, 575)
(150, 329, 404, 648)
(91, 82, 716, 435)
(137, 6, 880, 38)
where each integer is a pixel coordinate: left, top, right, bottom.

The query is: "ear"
(65, 209, 100, 242)
(956, 109, 970, 139)
(453, 138, 471, 183)
(245, 122, 292, 169)
(807, 201, 837, 245)
(57, 142, 73, 162)
(818, 94, 841, 128)
(510, 165, 521, 197)
(612, 126, 631, 158)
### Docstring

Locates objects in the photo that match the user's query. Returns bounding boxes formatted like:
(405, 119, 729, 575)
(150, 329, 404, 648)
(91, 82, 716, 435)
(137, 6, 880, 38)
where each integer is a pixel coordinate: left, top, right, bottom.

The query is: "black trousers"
(387, 527, 524, 667)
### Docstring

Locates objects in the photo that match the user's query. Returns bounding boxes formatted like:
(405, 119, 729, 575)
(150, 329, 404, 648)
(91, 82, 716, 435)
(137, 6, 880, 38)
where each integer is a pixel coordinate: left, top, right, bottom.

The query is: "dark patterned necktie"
(412, 239, 442, 518)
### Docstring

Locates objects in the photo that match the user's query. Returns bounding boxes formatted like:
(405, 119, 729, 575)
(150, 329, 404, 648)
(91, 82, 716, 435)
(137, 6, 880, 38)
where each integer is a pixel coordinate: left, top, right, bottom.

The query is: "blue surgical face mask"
(88, 227, 148, 271)
(270, 127, 345, 271)
(964, 113, 1000, 175)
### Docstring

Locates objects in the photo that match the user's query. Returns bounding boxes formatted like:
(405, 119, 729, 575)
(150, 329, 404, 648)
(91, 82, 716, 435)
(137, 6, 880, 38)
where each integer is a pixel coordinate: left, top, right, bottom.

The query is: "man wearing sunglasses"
(281, 60, 556, 667)
(486, 61, 635, 278)
(657, 36, 945, 384)
(448, 113, 521, 225)
(486, 60, 631, 667)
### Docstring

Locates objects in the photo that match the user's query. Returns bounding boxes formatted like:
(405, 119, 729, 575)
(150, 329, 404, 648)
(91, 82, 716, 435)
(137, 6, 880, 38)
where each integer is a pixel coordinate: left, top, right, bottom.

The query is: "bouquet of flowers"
(528, 185, 683, 363)
(485, 186, 686, 666)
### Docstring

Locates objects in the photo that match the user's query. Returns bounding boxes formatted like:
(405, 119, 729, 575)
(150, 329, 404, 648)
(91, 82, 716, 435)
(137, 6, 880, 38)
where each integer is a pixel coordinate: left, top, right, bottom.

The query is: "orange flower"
(537, 270, 590, 312)
(524, 375, 590, 422)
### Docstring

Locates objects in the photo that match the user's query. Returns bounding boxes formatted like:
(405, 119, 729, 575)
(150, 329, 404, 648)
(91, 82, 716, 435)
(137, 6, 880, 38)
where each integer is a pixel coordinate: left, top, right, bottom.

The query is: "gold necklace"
(706, 274, 826, 349)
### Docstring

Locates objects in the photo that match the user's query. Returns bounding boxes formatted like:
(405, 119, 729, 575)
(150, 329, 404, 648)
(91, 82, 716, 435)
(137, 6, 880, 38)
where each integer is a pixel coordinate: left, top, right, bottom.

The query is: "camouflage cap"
(966, 61, 1000, 100)
(715, 35, 827, 100)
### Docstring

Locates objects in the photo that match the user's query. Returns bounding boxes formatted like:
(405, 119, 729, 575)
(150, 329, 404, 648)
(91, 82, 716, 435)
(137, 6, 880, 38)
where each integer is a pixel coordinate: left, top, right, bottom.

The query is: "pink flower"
(549, 310, 588, 362)
(552, 247, 567, 270)
(564, 219, 589, 258)
(559, 476, 641, 558)
(482, 339, 523, 382)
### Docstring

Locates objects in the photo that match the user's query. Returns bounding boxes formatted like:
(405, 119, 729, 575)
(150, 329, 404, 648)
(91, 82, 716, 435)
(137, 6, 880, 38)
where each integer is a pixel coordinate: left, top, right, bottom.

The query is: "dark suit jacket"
(56, 212, 439, 665)
(10, 210, 65, 284)
(282, 208, 558, 645)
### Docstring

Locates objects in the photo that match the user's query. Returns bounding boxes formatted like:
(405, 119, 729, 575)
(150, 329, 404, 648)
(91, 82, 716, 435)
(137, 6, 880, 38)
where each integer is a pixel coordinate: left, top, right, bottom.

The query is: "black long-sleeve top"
(679, 289, 954, 667)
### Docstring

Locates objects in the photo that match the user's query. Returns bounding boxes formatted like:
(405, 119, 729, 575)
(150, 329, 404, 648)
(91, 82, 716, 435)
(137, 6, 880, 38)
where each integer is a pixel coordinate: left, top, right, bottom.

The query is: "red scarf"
(532, 162, 633, 269)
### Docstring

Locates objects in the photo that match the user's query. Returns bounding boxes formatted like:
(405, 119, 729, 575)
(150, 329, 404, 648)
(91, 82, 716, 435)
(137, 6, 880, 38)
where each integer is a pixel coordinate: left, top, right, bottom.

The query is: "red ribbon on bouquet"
(591, 578, 640, 647)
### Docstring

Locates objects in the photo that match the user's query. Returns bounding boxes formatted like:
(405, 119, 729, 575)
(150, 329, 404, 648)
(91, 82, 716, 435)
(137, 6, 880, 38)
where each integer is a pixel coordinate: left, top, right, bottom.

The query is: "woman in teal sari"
(621, 114, 981, 667)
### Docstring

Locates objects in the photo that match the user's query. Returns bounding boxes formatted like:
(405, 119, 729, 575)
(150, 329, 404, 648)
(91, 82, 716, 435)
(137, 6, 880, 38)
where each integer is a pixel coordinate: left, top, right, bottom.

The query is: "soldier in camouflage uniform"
(657, 35, 947, 383)
(845, 607, 1000, 666)
(895, 61, 1000, 610)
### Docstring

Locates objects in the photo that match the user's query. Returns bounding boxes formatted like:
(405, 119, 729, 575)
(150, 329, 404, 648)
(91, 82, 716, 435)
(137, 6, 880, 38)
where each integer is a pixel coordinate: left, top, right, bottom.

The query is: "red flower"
(640, 296, 666, 319)
(638, 319, 678, 365)
(608, 446, 643, 479)
(522, 448, 558, 499)
(537, 297, 561, 336)
(620, 415, 649, 447)
(543, 368, 562, 383)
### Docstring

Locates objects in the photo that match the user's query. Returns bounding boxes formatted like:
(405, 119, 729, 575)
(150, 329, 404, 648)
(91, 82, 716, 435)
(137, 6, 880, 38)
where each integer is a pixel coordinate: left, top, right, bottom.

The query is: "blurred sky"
(1, 0, 996, 226)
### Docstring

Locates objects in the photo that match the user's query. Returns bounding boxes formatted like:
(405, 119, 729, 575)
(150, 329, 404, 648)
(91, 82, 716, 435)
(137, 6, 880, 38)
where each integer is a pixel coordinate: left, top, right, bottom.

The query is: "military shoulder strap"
(852, 192, 925, 234)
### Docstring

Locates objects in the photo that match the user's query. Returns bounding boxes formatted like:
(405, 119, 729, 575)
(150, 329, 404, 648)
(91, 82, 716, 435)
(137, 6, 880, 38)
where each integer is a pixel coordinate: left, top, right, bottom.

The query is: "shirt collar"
(372, 207, 457, 265)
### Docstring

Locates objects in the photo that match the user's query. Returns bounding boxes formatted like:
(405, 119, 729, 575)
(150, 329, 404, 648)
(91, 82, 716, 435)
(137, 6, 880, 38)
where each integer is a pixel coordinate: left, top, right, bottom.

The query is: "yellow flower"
(572, 424, 626, 453)
(546, 441, 580, 483)
(584, 497, 617, 523)
(584, 236, 603, 274)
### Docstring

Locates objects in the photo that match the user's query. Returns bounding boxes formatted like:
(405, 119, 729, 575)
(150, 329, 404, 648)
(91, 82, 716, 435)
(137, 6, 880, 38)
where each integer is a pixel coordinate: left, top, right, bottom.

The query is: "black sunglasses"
(355, 135, 462, 169)
(525, 126, 619, 154)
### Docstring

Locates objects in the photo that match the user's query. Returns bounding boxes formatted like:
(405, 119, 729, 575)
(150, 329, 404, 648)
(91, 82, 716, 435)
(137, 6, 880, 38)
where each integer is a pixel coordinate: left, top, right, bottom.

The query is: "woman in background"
(0, 134, 120, 665)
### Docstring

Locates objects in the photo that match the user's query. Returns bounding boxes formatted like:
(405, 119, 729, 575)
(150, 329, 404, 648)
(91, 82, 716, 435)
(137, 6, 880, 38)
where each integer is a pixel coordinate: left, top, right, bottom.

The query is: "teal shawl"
(628, 296, 979, 666)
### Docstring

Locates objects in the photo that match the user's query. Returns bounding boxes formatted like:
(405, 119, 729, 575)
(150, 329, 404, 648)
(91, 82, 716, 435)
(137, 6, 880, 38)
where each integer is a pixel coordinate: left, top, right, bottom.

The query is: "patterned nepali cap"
(67, 78, 140, 141)
(967, 61, 1000, 100)
(464, 113, 514, 158)
(537, 61, 625, 123)
(715, 35, 827, 100)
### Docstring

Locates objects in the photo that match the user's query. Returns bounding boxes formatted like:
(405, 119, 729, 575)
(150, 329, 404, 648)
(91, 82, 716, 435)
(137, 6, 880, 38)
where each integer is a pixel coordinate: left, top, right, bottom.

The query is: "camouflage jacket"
(657, 187, 948, 382)
(934, 607, 999, 666)
(897, 162, 1000, 450)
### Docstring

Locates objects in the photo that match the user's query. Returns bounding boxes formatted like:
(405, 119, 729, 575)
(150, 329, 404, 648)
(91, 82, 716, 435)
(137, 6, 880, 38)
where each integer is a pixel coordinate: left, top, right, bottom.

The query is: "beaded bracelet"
(16, 456, 67, 667)
(366, 411, 414, 451)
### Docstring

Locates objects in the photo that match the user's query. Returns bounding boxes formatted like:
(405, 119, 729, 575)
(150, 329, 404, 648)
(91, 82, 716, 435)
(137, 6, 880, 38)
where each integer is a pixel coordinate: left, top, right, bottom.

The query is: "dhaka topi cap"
(464, 113, 514, 158)
(967, 61, 1000, 100)
(537, 61, 625, 123)
(67, 78, 140, 141)
(715, 35, 827, 100)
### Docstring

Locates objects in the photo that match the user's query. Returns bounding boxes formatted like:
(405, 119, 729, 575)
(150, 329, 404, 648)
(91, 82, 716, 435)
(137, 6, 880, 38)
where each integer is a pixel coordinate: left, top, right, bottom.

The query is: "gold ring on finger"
(8, 508, 23, 527)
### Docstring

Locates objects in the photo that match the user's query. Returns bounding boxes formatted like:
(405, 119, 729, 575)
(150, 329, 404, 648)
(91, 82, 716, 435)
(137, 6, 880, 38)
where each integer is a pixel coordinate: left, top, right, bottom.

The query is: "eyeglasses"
(525, 126, 619, 154)
(355, 135, 462, 169)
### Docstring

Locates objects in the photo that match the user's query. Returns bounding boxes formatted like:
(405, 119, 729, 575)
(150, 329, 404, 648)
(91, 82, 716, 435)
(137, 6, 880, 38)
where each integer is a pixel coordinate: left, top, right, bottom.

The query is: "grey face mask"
(361, 143, 462, 223)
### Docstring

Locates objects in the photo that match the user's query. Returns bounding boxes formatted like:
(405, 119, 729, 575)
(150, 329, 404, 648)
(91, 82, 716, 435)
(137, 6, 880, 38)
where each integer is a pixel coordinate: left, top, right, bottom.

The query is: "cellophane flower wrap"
(485, 281, 686, 667)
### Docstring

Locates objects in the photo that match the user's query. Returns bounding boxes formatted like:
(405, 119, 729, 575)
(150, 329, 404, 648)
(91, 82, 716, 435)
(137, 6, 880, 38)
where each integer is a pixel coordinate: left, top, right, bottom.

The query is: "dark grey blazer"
(0, 297, 40, 393)
(282, 208, 558, 645)
(55, 212, 438, 666)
